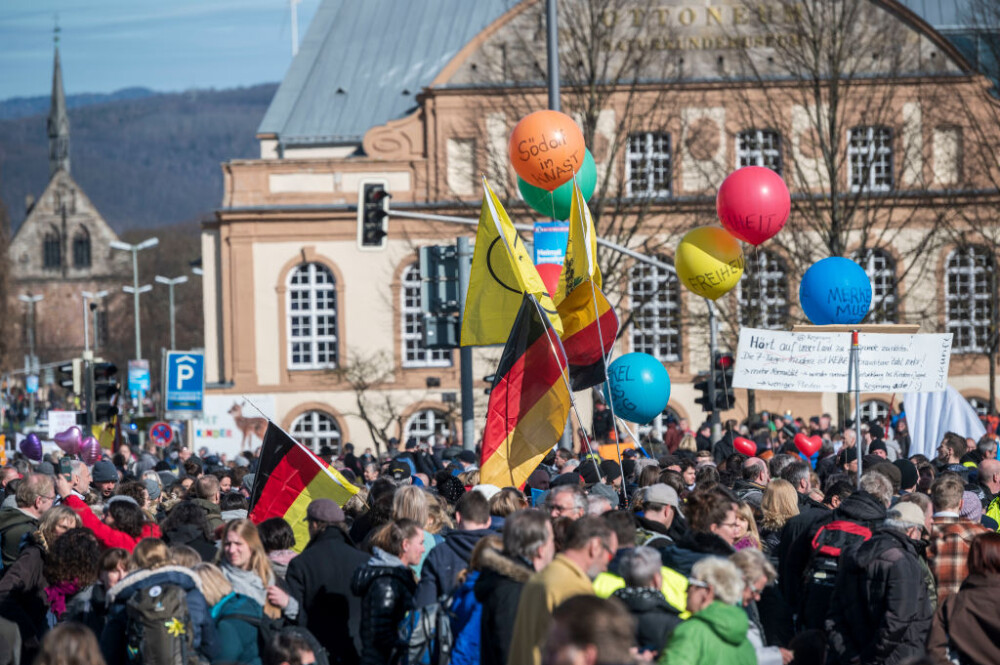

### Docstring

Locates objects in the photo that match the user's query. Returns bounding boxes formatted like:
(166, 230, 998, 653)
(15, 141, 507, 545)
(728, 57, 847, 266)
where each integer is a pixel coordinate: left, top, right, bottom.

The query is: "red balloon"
(733, 436, 757, 457)
(794, 432, 822, 457)
(716, 166, 791, 246)
(536, 263, 563, 296)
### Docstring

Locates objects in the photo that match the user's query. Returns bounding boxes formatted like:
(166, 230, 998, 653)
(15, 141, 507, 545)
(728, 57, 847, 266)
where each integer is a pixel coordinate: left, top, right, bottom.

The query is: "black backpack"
(124, 583, 198, 665)
(805, 520, 874, 585)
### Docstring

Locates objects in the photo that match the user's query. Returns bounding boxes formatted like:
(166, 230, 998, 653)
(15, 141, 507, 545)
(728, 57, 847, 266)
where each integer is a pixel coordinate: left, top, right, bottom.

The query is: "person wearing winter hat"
(893, 458, 919, 494)
(437, 474, 466, 506)
(90, 460, 118, 500)
(457, 450, 479, 472)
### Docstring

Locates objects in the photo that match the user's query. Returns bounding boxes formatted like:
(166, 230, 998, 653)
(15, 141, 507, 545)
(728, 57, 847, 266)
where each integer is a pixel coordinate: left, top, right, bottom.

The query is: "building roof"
(257, 0, 514, 146)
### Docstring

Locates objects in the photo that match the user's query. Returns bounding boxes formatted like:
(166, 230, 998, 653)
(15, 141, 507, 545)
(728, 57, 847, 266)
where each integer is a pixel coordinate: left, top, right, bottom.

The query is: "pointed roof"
(47, 44, 70, 176)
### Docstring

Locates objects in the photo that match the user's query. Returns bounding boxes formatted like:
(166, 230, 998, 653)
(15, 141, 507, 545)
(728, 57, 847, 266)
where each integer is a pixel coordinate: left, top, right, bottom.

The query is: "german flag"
(557, 279, 618, 391)
(480, 294, 571, 489)
(249, 423, 358, 552)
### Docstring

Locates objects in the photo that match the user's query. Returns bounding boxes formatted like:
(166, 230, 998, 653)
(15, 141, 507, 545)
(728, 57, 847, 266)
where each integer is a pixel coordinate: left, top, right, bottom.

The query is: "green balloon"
(518, 149, 596, 221)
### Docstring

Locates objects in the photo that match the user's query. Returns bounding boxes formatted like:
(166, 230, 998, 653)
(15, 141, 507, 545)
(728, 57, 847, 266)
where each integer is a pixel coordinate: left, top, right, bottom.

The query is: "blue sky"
(0, 0, 321, 99)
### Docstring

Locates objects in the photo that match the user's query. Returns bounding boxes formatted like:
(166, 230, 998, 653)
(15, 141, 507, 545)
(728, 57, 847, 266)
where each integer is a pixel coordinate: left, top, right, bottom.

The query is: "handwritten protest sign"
(733, 328, 952, 393)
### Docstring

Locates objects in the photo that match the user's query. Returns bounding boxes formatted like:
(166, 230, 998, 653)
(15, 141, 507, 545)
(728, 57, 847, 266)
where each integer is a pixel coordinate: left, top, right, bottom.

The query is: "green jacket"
(191, 498, 225, 534)
(658, 601, 755, 665)
(0, 508, 37, 570)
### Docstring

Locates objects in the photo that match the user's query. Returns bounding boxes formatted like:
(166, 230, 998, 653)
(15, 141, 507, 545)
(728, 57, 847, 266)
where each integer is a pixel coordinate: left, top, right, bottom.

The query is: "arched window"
(72, 227, 91, 268)
(851, 248, 897, 323)
(401, 263, 452, 368)
(628, 260, 682, 362)
(287, 263, 338, 369)
(855, 399, 890, 423)
(43, 228, 60, 269)
(736, 129, 782, 174)
(404, 408, 452, 444)
(739, 250, 788, 329)
(291, 410, 342, 453)
(946, 246, 994, 353)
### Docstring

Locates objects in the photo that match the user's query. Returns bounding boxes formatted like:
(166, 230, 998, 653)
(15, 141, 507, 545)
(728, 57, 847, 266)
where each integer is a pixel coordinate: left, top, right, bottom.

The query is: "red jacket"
(64, 495, 161, 552)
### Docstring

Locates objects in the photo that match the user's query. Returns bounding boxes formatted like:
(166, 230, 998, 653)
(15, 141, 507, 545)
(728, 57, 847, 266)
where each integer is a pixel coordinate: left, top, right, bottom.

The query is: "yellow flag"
(555, 179, 601, 304)
(461, 179, 563, 346)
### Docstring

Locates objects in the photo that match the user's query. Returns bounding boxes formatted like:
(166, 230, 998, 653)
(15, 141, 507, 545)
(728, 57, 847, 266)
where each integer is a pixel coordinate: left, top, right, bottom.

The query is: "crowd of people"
(0, 408, 998, 665)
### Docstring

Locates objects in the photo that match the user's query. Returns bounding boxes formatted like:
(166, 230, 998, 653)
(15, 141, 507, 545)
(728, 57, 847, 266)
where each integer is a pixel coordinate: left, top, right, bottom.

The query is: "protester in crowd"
(192, 475, 226, 533)
(476, 509, 554, 665)
(733, 501, 761, 550)
(391, 485, 440, 574)
(160, 499, 219, 561)
(34, 622, 107, 665)
(544, 485, 587, 520)
(44, 527, 101, 626)
(66, 547, 128, 637)
(351, 519, 424, 665)
(0, 472, 54, 569)
(264, 632, 317, 665)
(285, 498, 368, 663)
(633, 483, 680, 547)
(218, 519, 299, 622)
(195, 562, 263, 665)
(541, 595, 635, 665)
(734, 458, 769, 507)
(731, 548, 791, 665)
(928, 474, 989, 599)
(508, 516, 617, 665)
(258, 517, 298, 578)
(611, 545, 681, 659)
(55, 474, 161, 552)
(415, 490, 494, 605)
(758, 479, 798, 559)
(658, 556, 755, 665)
(827, 502, 934, 665)
(90, 461, 118, 500)
(449, 535, 501, 665)
(660, 490, 739, 575)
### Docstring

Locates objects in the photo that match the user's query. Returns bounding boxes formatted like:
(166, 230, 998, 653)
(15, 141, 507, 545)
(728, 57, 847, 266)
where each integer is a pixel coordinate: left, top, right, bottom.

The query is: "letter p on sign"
(176, 364, 194, 389)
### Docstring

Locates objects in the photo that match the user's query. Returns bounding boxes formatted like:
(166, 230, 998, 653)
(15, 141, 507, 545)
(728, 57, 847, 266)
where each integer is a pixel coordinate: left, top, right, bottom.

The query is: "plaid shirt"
(928, 515, 989, 599)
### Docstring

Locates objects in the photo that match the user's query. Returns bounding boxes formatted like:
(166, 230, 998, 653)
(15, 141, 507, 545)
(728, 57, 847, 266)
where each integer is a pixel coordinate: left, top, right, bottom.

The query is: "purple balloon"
(54, 426, 82, 456)
(19, 433, 42, 461)
(80, 436, 101, 466)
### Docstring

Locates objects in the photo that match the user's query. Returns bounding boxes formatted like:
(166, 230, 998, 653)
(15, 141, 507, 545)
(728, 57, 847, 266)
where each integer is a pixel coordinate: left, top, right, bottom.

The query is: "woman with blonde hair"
(217, 519, 298, 621)
(758, 479, 799, 558)
(194, 562, 262, 665)
(392, 485, 439, 572)
(678, 434, 698, 455)
(732, 501, 761, 551)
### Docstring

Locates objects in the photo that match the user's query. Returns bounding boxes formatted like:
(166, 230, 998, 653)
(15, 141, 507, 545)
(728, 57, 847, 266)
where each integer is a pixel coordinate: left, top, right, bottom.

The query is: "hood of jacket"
(677, 530, 735, 557)
(834, 490, 887, 524)
(191, 498, 222, 516)
(212, 592, 263, 621)
(441, 527, 495, 563)
(0, 506, 37, 531)
(477, 546, 533, 584)
(108, 565, 202, 604)
(692, 601, 749, 645)
(165, 523, 209, 545)
(852, 526, 918, 569)
(350, 551, 416, 597)
(612, 587, 679, 615)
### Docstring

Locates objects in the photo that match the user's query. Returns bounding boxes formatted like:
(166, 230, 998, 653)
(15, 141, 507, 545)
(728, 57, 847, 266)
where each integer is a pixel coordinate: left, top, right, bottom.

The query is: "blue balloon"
(799, 257, 872, 325)
(602, 353, 671, 424)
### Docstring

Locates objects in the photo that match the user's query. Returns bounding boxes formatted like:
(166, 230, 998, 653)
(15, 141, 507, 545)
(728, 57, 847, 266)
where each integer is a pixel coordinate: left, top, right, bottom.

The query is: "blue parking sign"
(165, 351, 204, 415)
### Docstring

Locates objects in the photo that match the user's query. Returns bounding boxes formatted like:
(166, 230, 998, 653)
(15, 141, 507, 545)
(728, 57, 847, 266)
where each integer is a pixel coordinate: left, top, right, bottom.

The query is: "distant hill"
(0, 87, 157, 120)
(0, 83, 278, 232)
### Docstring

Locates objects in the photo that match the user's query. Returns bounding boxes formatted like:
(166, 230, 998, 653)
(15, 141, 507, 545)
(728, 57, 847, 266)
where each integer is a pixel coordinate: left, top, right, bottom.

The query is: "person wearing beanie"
(437, 475, 466, 506)
(893, 459, 919, 494)
(598, 460, 623, 490)
(868, 440, 888, 460)
(91, 460, 118, 500)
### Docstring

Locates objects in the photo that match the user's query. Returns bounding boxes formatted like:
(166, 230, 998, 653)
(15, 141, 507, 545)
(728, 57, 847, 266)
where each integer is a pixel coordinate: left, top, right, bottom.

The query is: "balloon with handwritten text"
(519, 149, 596, 220)
(602, 353, 671, 424)
(509, 110, 586, 191)
(674, 226, 745, 301)
(716, 166, 791, 246)
(799, 257, 872, 325)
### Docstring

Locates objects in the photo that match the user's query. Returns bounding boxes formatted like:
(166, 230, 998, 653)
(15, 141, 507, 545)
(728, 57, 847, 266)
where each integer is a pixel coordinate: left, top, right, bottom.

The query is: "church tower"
(47, 31, 70, 176)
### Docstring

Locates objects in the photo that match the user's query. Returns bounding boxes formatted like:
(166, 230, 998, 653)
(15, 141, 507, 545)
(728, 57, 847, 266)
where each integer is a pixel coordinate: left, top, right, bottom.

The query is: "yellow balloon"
(675, 226, 745, 301)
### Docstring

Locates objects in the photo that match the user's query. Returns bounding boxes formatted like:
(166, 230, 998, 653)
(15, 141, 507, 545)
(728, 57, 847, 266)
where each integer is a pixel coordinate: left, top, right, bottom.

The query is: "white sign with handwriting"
(733, 328, 952, 393)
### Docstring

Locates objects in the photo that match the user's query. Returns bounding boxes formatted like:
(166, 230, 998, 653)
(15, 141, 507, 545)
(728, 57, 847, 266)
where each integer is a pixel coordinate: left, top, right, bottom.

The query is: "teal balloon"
(602, 353, 671, 424)
(518, 149, 596, 221)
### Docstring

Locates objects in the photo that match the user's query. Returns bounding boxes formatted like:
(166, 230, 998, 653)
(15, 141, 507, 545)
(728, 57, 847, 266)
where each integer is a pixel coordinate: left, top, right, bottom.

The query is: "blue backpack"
(397, 595, 455, 665)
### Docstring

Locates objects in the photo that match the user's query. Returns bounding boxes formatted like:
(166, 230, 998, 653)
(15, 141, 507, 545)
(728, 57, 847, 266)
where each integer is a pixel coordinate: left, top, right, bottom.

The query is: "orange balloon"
(508, 110, 586, 191)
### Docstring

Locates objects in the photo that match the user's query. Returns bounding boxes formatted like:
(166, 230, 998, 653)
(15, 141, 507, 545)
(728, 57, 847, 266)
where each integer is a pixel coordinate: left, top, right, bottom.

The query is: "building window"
(852, 248, 898, 323)
(946, 246, 995, 353)
(625, 132, 671, 197)
(72, 227, 91, 269)
(848, 126, 893, 192)
(737, 129, 782, 174)
(856, 400, 890, 424)
(401, 263, 452, 368)
(404, 408, 452, 444)
(739, 250, 788, 329)
(291, 410, 342, 453)
(628, 261, 682, 362)
(43, 229, 60, 269)
(287, 263, 338, 369)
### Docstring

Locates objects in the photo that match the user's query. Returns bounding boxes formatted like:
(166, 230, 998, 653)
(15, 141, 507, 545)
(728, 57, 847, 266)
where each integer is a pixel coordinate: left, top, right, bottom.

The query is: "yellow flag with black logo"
(555, 179, 602, 305)
(461, 179, 563, 346)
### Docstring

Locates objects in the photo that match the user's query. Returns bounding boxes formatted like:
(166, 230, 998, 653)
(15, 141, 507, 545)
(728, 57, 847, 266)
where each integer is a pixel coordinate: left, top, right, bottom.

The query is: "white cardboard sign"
(732, 328, 952, 394)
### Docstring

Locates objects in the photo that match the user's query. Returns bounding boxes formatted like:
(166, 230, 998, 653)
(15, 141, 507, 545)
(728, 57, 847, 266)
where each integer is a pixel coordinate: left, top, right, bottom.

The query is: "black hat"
(457, 450, 477, 465)
(599, 460, 622, 481)
(437, 475, 466, 505)
(893, 458, 918, 490)
(839, 447, 859, 465)
(868, 440, 887, 455)
(551, 473, 583, 488)
(388, 461, 412, 481)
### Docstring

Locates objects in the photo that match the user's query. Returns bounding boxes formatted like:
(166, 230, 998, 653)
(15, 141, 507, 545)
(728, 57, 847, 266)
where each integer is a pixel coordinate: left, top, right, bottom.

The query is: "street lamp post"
(154, 275, 188, 350)
(18, 294, 44, 426)
(111, 237, 158, 420)
(81, 289, 109, 355)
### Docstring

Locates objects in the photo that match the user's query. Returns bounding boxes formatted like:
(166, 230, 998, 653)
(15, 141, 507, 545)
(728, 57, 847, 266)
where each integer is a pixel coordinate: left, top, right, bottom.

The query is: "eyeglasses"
(40, 495, 56, 502)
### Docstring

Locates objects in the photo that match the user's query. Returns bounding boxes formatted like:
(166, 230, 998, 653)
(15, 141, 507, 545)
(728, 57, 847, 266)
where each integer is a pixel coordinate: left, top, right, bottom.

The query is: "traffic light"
(357, 180, 390, 250)
(713, 352, 736, 411)
(419, 244, 461, 349)
(693, 372, 714, 413)
(92, 361, 120, 423)
(56, 359, 83, 394)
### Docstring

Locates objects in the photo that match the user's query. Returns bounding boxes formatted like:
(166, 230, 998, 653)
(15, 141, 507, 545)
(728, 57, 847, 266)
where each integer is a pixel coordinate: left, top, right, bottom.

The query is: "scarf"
(220, 561, 269, 606)
(45, 579, 81, 618)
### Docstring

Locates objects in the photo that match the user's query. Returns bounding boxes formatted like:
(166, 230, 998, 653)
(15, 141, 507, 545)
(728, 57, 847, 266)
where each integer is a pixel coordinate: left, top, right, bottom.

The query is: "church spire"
(47, 25, 70, 176)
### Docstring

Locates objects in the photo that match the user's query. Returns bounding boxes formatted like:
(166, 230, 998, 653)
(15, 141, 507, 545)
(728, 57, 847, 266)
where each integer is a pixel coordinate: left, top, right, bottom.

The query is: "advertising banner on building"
(192, 394, 276, 458)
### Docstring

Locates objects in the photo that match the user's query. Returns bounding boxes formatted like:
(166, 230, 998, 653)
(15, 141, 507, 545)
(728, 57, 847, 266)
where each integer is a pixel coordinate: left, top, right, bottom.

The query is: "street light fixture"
(81, 289, 109, 355)
(154, 274, 188, 350)
(111, 237, 159, 419)
(17, 294, 44, 426)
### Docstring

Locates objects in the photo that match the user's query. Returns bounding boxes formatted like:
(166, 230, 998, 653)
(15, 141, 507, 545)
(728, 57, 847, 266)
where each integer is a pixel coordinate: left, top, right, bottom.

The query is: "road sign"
(164, 351, 204, 417)
(128, 360, 150, 398)
(25, 375, 38, 394)
(149, 421, 173, 446)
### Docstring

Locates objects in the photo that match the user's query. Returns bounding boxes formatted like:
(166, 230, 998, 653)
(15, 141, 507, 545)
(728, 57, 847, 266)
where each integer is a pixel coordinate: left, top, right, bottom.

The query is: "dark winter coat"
(0, 507, 37, 570)
(350, 550, 418, 665)
(658, 531, 735, 577)
(826, 527, 933, 665)
(63, 582, 111, 638)
(0, 536, 47, 656)
(101, 565, 218, 665)
(927, 573, 1000, 665)
(473, 547, 533, 665)
(414, 527, 493, 607)
(285, 525, 369, 665)
(612, 586, 682, 655)
(211, 592, 262, 665)
(162, 523, 219, 561)
(190, 498, 225, 534)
